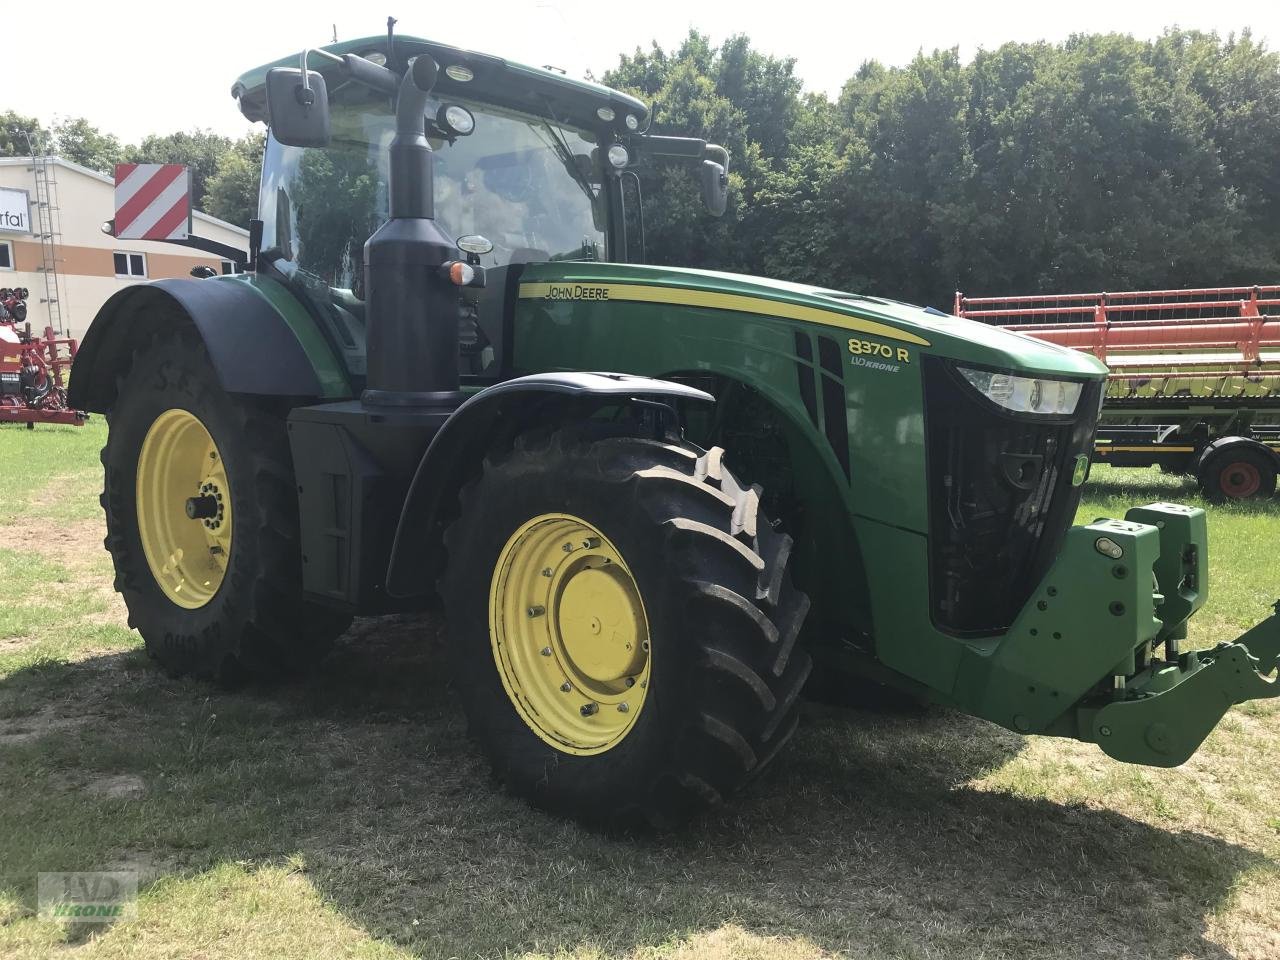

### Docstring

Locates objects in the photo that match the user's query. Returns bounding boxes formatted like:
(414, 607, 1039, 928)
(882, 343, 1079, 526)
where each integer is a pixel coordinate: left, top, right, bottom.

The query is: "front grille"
(923, 357, 1101, 636)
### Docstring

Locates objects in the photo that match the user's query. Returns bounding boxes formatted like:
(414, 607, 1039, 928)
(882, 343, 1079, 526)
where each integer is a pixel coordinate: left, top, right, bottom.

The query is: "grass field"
(0, 419, 1277, 959)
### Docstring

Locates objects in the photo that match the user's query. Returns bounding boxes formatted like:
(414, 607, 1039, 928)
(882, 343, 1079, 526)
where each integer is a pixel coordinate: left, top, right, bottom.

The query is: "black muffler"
(361, 54, 463, 408)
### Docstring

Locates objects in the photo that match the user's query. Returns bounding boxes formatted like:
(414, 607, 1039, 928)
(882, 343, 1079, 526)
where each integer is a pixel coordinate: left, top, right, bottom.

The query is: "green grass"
(0, 420, 106, 525)
(0, 427, 1277, 960)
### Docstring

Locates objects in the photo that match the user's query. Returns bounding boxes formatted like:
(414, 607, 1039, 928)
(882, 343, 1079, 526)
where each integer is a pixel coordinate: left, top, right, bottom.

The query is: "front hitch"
(1087, 614, 1280, 766)
(963, 501, 1280, 768)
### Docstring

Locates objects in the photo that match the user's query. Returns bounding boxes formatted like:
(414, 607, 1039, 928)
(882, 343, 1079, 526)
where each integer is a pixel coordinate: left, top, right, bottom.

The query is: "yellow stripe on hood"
(518, 282, 932, 347)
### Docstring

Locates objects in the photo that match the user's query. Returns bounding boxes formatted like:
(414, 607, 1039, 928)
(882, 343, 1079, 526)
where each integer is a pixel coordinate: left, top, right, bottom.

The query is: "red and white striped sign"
(113, 164, 191, 240)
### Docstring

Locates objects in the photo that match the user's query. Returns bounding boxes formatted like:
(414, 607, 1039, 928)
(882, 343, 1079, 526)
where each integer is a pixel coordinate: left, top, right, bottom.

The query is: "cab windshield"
(259, 92, 608, 296)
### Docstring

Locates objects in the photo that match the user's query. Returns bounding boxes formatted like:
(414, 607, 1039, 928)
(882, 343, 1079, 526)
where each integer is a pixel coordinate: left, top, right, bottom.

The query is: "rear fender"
(68, 276, 348, 413)
(383, 372, 713, 599)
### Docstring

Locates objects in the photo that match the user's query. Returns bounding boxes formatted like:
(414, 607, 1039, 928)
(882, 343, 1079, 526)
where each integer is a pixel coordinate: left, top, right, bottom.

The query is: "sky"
(4, 0, 1278, 144)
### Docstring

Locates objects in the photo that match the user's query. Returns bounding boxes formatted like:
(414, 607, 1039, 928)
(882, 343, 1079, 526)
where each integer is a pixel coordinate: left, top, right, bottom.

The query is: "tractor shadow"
(0, 615, 1265, 959)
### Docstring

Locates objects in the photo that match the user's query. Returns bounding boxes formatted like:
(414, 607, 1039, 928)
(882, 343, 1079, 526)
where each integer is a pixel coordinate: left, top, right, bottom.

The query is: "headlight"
(606, 143, 630, 169)
(957, 365, 1083, 415)
(438, 104, 475, 136)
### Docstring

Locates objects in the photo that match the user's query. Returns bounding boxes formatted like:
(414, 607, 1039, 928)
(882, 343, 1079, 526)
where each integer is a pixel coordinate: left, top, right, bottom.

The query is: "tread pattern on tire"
(100, 326, 348, 681)
(444, 426, 812, 828)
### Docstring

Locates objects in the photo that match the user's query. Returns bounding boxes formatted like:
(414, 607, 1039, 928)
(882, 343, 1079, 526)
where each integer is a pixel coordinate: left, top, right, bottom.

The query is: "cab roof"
(232, 34, 649, 135)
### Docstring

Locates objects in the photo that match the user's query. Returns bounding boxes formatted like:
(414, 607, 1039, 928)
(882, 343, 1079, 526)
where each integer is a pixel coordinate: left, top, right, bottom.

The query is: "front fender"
(69, 276, 348, 413)
(383, 372, 712, 598)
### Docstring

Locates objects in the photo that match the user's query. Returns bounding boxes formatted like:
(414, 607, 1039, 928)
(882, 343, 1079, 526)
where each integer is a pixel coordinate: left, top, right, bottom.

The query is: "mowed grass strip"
(0, 422, 1277, 959)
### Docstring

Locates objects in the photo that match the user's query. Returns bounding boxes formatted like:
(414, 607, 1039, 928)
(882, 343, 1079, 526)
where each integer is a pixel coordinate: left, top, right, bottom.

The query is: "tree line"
(3, 27, 1276, 309)
(0, 114, 263, 229)
(604, 27, 1280, 308)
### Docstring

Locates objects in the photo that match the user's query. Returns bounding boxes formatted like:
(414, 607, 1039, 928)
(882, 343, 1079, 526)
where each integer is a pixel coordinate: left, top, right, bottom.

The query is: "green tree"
(1150, 28, 1280, 279)
(53, 117, 124, 173)
(605, 31, 798, 272)
(204, 133, 265, 226)
(753, 94, 847, 286)
(834, 48, 978, 304)
(607, 28, 1280, 305)
(713, 34, 802, 168)
(964, 33, 1242, 298)
(0, 111, 49, 158)
(125, 130, 234, 208)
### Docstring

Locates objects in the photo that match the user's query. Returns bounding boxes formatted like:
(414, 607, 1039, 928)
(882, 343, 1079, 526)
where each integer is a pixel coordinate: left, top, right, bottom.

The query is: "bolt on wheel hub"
(489, 513, 651, 755)
(136, 409, 233, 609)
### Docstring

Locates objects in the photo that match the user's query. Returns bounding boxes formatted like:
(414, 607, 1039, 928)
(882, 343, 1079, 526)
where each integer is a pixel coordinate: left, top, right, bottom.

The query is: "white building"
(0, 157, 249, 340)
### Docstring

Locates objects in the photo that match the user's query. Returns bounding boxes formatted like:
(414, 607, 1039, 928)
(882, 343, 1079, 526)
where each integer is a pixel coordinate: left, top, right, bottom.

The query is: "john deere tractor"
(70, 26, 1280, 828)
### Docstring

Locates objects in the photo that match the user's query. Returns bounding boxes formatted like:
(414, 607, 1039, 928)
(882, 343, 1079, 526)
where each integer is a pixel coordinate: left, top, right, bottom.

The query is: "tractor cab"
(233, 32, 727, 386)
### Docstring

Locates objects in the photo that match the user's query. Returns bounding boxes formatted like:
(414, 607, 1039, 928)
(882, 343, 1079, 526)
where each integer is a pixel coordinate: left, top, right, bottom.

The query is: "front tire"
(443, 426, 812, 829)
(101, 328, 349, 681)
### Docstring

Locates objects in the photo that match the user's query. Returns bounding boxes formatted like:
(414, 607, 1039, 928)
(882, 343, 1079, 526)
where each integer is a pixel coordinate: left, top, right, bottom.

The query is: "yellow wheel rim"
(135, 409, 232, 609)
(489, 513, 651, 755)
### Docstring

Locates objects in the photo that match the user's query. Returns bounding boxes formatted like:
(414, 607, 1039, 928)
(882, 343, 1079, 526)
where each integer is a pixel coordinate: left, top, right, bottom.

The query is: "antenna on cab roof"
(386, 16, 399, 74)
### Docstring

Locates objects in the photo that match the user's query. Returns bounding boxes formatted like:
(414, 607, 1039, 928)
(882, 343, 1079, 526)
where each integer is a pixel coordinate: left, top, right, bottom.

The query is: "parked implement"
(70, 28, 1280, 828)
(957, 285, 1280, 501)
(0, 289, 83, 428)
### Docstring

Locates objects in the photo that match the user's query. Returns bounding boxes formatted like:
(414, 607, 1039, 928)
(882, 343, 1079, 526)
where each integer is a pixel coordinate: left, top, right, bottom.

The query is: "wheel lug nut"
(560, 682, 572, 693)
(562, 542, 574, 553)
(625, 677, 635, 687)
(581, 537, 601, 549)
(617, 703, 629, 713)
(540, 646, 552, 657)
(527, 605, 545, 618)
(541, 567, 553, 577)
(580, 703, 598, 717)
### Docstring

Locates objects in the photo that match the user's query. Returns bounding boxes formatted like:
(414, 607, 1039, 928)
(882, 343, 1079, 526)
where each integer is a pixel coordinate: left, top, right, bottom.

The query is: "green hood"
(519, 262, 1108, 379)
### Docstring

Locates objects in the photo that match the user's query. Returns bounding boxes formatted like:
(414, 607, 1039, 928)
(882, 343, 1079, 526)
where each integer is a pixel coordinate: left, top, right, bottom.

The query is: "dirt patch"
(665, 926, 830, 960)
(26, 517, 108, 572)
(100, 849, 170, 886)
(86, 774, 146, 801)
(0, 705, 92, 746)
(0, 515, 128, 628)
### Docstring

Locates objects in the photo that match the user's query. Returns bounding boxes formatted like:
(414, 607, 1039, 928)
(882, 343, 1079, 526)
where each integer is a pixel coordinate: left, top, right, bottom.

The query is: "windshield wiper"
(535, 98, 596, 204)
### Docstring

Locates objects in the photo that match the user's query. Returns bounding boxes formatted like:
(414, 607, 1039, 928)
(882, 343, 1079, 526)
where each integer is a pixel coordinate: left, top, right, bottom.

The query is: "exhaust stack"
(362, 54, 463, 408)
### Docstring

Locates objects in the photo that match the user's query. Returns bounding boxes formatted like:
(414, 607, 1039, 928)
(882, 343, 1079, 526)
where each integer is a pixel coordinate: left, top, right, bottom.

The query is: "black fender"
(68, 278, 332, 413)
(1196, 434, 1279, 478)
(384, 372, 713, 598)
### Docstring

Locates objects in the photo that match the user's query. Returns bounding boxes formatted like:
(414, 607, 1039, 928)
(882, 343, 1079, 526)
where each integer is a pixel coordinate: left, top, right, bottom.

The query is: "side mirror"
(265, 67, 331, 147)
(700, 159, 728, 217)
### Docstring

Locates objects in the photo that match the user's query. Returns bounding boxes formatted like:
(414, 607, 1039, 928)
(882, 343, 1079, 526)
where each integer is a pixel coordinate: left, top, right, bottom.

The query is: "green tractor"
(70, 27, 1280, 828)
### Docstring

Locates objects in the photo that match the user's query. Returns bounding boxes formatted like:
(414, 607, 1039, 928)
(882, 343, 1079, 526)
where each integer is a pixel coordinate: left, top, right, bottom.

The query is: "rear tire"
(442, 425, 812, 829)
(101, 327, 349, 681)
(1199, 445, 1277, 502)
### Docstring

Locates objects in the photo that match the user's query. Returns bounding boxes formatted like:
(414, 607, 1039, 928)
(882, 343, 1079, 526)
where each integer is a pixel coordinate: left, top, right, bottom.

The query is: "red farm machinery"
(956, 284, 1280, 500)
(0, 287, 84, 428)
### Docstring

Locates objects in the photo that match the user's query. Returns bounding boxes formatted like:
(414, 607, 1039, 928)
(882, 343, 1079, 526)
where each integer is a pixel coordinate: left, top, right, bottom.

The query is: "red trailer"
(0, 289, 85, 428)
(955, 284, 1280, 500)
